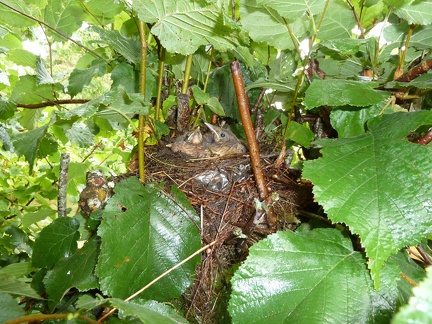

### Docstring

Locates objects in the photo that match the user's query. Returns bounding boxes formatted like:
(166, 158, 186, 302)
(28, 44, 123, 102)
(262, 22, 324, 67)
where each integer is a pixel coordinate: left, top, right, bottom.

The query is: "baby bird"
(168, 124, 246, 158)
(203, 123, 246, 156)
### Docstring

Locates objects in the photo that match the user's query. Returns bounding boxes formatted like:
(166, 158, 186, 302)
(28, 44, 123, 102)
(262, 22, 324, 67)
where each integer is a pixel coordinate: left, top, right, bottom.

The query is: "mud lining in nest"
(142, 146, 313, 323)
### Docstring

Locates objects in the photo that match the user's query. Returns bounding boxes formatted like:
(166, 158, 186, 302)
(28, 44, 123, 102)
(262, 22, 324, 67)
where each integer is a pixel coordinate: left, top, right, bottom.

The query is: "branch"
(395, 58, 432, 82)
(57, 153, 70, 217)
(17, 99, 90, 109)
(230, 60, 277, 230)
(5, 313, 98, 324)
(0, 1, 103, 59)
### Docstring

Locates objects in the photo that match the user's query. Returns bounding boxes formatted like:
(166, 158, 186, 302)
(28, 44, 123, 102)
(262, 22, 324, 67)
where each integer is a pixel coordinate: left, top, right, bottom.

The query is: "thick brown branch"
(230, 60, 277, 230)
(415, 127, 432, 145)
(396, 58, 432, 82)
(16, 99, 90, 109)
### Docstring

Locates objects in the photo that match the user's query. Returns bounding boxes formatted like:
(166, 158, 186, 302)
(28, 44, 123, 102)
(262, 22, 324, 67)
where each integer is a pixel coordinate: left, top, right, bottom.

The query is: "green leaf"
(11, 125, 48, 171)
(286, 121, 314, 148)
(0, 291, 25, 323)
(111, 62, 139, 93)
(394, 0, 432, 25)
(36, 57, 54, 85)
(191, 85, 209, 105)
(239, 0, 308, 50)
(317, 0, 357, 40)
(44, 237, 99, 311)
(10, 75, 59, 105)
(206, 97, 226, 116)
(257, 0, 325, 21)
(89, 25, 141, 64)
(229, 228, 394, 323)
(330, 103, 384, 138)
(65, 123, 95, 147)
(302, 111, 432, 288)
(320, 39, 365, 55)
(22, 208, 56, 228)
(84, 0, 125, 25)
(32, 217, 80, 269)
(7, 49, 37, 67)
(304, 79, 390, 109)
(0, 273, 41, 299)
(68, 60, 107, 97)
(133, 0, 242, 55)
(0, 99, 17, 120)
(393, 266, 432, 323)
(44, 0, 84, 41)
(97, 178, 201, 300)
(0, 0, 37, 28)
(108, 298, 188, 323)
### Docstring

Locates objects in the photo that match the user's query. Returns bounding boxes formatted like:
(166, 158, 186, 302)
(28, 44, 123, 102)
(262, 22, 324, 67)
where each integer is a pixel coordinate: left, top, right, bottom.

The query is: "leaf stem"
(5, 313, 98, 324)
(138, 21, 147, 182)
(154, 47, 166, 120)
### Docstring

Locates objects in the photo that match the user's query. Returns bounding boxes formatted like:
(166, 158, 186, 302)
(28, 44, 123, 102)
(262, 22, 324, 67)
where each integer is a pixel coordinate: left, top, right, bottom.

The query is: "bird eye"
(220, 132, 226, 138)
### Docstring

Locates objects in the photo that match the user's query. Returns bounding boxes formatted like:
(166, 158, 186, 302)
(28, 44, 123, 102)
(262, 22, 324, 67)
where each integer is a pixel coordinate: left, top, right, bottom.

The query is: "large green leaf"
(0, 274, 41, 299)
(317, 0, 356, 40)
(229, 228, 396, 323)
(68, 59, 107, 97)
(393, 266, 432, 323)
(108, 299, 188, 323)
(133, 0, 242, 55)
(303, 111, 432, 287)
(44, 0, 84, 41)
(0, 0, 39, 28)
(44, 237, 99, 310)
(97, 178, 201, 300)
(256, 0, 325, 20)
(0, 291, 25, 323)
(394, 0, 432, 25)
(239, 0, 309, 50)
(32, 217, 80, 269)
(304, 79, 390, 109)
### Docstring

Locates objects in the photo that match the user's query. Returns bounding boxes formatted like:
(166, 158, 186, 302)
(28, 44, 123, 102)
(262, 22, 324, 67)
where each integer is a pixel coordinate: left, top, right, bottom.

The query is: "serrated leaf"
(0, 0, 37, 28)
(11, 125, 48, 171)
(317, 0, 357, 40)
(109, 299, 188, 323)
(97, 178, 201, 300)
(191, 85, 209, 105)
(206, 97, 225, 116)
(89, 26, 140, 64)
(229, 228, 394, 323)
(44, 0, 84, 41)
(36, 57, 54, 85)
(44, 237, 99, 311)
(65, 123, 95, 147)
(321, 39, 364, 55)
(0, 291, 25, 323)
(68, 60, 107, 97)
(239, 0, 308, 50)
(133, 0, 241, 55)
(286, 120, 314, 148)
(10, 75, 59, 105)
(7, 49, 37, 67)
(0, 274, 42, 299)
(84, 0, 125, 25)
(302, 111, 432, 288)
(304, 79, 390, 109)
(393, 266, 432, 323)
(257, 0, 325, 20)
(394, 0, 432, 25)
(32, 217, 80, 269)
(330, 103, 384, 138)
(22, 208, 56, 227)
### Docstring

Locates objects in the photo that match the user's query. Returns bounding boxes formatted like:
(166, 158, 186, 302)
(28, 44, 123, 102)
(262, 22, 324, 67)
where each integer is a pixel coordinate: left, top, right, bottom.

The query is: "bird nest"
(141, 144, 314, 323)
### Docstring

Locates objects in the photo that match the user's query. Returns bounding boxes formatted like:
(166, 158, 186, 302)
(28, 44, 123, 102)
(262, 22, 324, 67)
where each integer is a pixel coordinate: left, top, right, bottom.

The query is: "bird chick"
(203, 123, 246, 156)
(168, 124, 246, 158)
(168, 127, 208, 157)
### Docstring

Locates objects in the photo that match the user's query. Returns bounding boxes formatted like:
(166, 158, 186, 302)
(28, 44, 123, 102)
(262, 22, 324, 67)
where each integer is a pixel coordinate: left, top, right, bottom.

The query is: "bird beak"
(204, 122, 220, 141)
